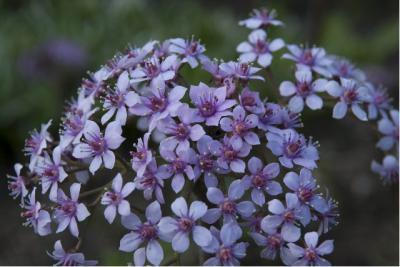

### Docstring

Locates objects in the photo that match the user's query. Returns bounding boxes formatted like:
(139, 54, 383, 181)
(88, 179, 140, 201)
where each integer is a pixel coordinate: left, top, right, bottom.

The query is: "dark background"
(0, 0, 398, 265)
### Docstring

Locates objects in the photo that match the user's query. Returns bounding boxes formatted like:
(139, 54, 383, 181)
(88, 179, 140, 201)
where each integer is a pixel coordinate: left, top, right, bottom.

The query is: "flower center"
(223, 148, 237, 162)
(43, 166, 60, 181)
(199, 155, 214, 171)
(65, 116, 83, 135)
(220, 200, 236, 214)
(144, 62, 160, 78)
(178, 217, 194, 232)
(106, 92, 125, 107)
(199, 98, 217, 117)
(140, 223, 157, 241)
(305, 248, 317, 262)
(285, 141, 301, 157)
(297, 82, 311, 97)
(219, 247, 232, 262)
(21, 209, 35, 219)
(175, 124, 189, 140)
(172, 160, 186, 173)
(241, 95, 255, 107)
(252, 173, 267, 189)
(298, 187, 313, 202)
(61, 201, 77, 217)
(149, 96, 167, 112)
(106, 191, 121, 204)
(255, 40, 268, 54)
(301, 50, 314, 65)
(283, 210, 295, 222)
(131, 150, 146, 161)
(267, 234, 282, 249)
(234, 121, 248, 135)
(88, 136, 107, 155)
(343, 88, 358, 103)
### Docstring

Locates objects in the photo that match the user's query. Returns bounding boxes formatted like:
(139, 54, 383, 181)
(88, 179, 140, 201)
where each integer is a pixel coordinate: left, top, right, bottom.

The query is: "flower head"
(101, 173, 135, 224)
(376, 110, 399, 151)
(48, 240, 97, 266)
(21, 187, 51, 236)
(134, 159, 166, 203)
(130, 132, 152, 177)
(372, 155, 399, 184)
(24, 120, 52, 171)
(239, 8, 284, 29)
(169, 37, 207, 68)
(7, 163, 28, 201)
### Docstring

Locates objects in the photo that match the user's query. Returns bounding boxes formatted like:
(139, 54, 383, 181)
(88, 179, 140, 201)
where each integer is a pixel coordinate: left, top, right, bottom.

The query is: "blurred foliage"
(0, 0, 398, 265)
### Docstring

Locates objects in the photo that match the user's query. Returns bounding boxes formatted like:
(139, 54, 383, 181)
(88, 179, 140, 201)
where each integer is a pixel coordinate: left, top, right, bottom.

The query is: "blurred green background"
(0, 0, 398, 265)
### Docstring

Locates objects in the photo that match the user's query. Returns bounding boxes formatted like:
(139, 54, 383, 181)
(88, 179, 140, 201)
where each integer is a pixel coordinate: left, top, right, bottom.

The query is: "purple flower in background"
(134, 159, 166, 204)
(237, 29, 284, 67)
(210, 135, 251, 173)
(284, 232, 334, 266)
(239, 8, 284, 29)
(158, 148, 198, 193)
(130, 85, 186, 131)
(283, 168, 326, 213)
(325, 78, 369, 121)
(189, 83, 236, 126)
(376, 110, 399, 151)
(242, 156, 281, 206)
(169, 37, 207, 68)
(193, 135, 226, 188)
(47, 240, 97, 266)
(72, 120, 125, 174)
(158, 197, 212, 252)
(21, 187, 51, 236)
(328, 56, 366, 81)
(54, 183, 90, 237)
(7, 163, 28, 201)
(283, 45, 332, 77)
(101, 71, 139, 125)
(130, 55, 178, 87)
(266, 129, 319, 170)
(119, 201, 167, 266)
(157, 104, 205, 152)
(220, 105, 260, 147)
(203, 180, 255, 224)
(261, 193, 308, 242)
(130, 132, 152, 177)
(101, 173, 135, 224)
(36, 146, 67, 201)
(372, 155, 399, 184)
(202, 222, 249, 266)
(365, 83, 391, 119)
(24, 120, 52, 171)
(220, 61, 264, 81)
(239, 87, 265, 114)
(279, 68, 327, 113)
(250, 228, 285, 260)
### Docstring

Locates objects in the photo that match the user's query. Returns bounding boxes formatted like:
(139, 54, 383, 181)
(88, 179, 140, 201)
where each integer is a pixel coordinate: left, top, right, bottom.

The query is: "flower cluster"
(7, 6, 397, 266)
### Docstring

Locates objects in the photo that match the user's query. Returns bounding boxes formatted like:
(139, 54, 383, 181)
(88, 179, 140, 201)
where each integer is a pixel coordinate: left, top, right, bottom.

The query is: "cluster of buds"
(7, 6, 397, 266)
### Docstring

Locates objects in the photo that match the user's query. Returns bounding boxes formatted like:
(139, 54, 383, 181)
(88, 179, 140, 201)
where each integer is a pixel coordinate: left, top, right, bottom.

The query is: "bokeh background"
(0, 0, 398, 265)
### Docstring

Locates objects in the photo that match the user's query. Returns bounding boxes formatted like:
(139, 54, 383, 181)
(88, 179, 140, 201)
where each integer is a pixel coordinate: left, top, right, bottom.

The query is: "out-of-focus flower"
(372, 155, 399, 184)
(376, 110, 399, 151)
(239, 8, 284, 29)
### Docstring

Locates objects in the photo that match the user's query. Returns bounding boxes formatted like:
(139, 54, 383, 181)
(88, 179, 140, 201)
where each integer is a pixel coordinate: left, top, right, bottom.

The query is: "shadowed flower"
(130, 132, 152, 177)
(134, 159, 166, 204)
(47, 240, 97, 266)
(7, 163, 28, 201)
(376, 110, 399, 151)
(21, 187, 51, 236)
(24, 120, 52, 171)
(250, 228, 286, 261)
(371, 155, 399, 184)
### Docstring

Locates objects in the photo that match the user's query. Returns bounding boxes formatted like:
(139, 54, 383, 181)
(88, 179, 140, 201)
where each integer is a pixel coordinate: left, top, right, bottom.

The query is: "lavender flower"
(193, 135, 226, 188)
(101, 173, 135, 224)
(242, 156, 281, 206)
(371, 155, 399, 184)
(376, 110, 399, 151)
(283, 168, 326, 213)
(266, 129, 319, 170)
(203, 180, 255, 224)
(325, 78, 369, 121)
(158, 197, 212, 252)
(101, 71, 139, 125)
(130, 132, 152, 177)
(250, 228, 285, 260)
(36, 146, 67, 201)
(72, 120, 125, 174)
(258, 102, 283, 131)
(130, 55, 178, 87)
(315, 194, 340, 234)
(7, 163, 28, 201)
(237, 29, 284, 67)
(210, 135, 251, 173)
(279, 68, 327, 113)
(189, 82, 236, 126)
(202, 222, 249, 266)
(239, 8, 284, 29)
(130, 85, 186, 130)
(220, 105, 260, 148)
(219, 61, 264, 81)
(21, 187, 51, 236)
(284, 232, 334, 266)
(134, 159, 166, 203)
(239, 87, 265, 114)
(261, 193, 308, 242)
(282, 45, 332, 77)
(169, 37, 207, 68)
(158, 148, 198, 193)
(47, 240, 97, 266)
(24, 120, 52, 171)
(157, 104, 205, 153)
(328, 56, 366, 81)
(365, 83, 391, 119)
(119, 201, 167, 266)
(54, 183, 90, 237)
